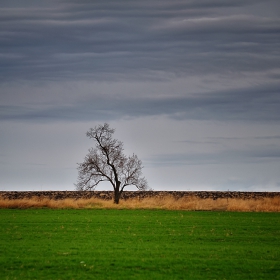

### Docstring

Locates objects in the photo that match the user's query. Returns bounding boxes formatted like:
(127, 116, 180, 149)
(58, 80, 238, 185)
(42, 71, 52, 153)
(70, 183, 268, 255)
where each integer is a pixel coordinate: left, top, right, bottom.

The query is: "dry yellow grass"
(0, 195, 280, 212)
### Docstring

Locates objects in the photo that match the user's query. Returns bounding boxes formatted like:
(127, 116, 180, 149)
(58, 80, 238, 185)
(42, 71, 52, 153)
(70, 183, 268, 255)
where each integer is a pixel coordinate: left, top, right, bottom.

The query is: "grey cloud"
(175, 136, 280, 155)
(0, 0, 279, 82)
(147, 147, 280, 167)
(207, 135, 280, 142)
(175, 140, 218, 145)
(94, 83, 280, 122)
(1, 82, 279, 122)
(254, 135, 280, 140)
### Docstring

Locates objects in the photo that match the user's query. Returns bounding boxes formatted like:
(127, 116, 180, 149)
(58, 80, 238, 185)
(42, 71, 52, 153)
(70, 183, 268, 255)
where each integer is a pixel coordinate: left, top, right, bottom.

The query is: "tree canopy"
(76, 123, 148, 203)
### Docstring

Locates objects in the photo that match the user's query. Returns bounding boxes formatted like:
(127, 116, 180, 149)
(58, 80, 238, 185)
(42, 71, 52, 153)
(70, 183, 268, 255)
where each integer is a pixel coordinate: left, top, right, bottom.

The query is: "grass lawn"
(0, 209, 279, 279)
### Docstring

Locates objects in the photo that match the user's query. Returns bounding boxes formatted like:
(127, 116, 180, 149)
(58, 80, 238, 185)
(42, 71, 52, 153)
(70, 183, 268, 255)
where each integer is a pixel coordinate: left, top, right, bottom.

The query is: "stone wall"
(0, 191, 279, 201)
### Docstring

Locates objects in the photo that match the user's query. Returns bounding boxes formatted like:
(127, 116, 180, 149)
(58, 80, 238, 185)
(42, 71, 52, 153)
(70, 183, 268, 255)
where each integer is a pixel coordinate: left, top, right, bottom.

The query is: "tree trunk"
(114, 181, 121, 204)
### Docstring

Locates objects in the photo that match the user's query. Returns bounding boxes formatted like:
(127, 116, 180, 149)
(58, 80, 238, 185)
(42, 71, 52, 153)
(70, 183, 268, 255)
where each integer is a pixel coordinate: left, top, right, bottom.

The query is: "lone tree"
(76, 123, 148, 204)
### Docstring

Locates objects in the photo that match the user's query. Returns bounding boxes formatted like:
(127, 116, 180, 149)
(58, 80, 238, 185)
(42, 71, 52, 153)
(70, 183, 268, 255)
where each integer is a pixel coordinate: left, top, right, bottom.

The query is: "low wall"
(0, 191, 279, 201)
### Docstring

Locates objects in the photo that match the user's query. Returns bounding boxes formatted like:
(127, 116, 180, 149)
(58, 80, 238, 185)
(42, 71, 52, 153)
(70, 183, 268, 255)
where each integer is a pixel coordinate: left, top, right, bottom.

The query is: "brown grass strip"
(0, 195, 280, 212)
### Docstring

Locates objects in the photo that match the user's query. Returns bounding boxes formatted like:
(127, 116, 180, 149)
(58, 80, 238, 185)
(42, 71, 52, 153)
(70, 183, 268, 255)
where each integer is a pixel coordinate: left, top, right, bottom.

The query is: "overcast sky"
(1, 0, 280, 192)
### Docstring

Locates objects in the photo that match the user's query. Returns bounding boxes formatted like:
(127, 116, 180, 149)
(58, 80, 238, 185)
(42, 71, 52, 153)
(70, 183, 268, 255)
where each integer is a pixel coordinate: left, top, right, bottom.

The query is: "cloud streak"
(1, 82, 279, 122)
(148, 146, 280, 167)
(1, 0, 279, 82)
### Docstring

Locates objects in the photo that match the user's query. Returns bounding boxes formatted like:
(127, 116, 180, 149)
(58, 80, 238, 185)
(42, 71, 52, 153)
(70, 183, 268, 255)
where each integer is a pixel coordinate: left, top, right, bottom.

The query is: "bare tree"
(76, 123, 148, 204)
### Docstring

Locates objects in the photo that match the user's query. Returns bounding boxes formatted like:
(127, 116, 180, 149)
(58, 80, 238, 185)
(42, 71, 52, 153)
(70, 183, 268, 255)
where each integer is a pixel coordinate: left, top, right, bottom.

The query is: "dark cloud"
(0, 0, 279, 82)
(1, 82, 279, 122)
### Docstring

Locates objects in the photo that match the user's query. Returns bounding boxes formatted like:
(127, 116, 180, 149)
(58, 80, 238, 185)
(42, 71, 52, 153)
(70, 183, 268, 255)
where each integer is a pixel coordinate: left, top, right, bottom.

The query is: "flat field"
(0, 209, 279, 280)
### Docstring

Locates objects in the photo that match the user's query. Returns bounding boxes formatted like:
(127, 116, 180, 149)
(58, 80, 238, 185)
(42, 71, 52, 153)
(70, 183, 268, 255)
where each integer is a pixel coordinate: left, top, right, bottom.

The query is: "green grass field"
(0, 209, 279, 279)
